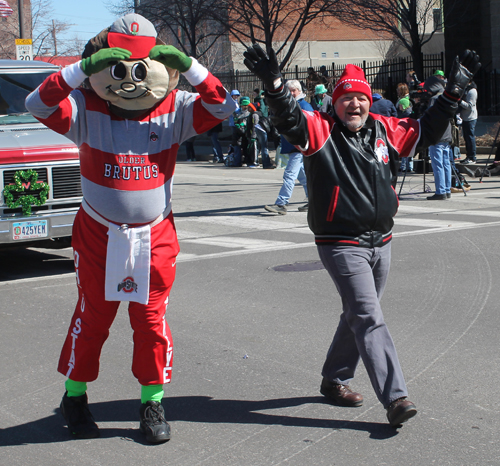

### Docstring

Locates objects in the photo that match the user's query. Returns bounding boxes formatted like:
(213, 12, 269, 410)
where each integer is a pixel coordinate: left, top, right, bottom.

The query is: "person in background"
(184, 135, 196, 161)
(459, 81, 478, 164)
(396, 83, 414, 173)
(396, 83, 412, 118)
(406, 69, 420, 91)
(264, 80, 311, 214)
(434, 70, 446, 83)
(319, 65, 335, 94)
(253, 88, 264, 113)
(230, 96, 251, 166)
(311, 84, 333, 115)
(424, 75, 453, 200)
(306, 67, 322, 102)
(370, 92, 397, 117)
(208, 121, 224, 163)
(228, 89, 241, 130)
(246, 103, 274, 169)
(259, 90, 269, 117)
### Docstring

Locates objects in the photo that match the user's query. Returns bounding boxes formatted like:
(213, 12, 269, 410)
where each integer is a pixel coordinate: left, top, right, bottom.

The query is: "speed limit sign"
(15, 38, 33, 60)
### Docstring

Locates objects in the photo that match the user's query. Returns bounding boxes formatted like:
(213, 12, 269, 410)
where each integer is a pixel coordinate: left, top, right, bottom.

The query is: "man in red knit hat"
(244, 44, 480, 427)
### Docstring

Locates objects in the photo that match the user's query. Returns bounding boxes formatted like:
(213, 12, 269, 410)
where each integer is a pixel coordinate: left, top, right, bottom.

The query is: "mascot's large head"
(82, 13, 179, 118)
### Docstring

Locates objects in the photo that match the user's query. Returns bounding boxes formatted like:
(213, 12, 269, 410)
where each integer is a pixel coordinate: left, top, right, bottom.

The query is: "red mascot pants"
(58, 207, 180, 386)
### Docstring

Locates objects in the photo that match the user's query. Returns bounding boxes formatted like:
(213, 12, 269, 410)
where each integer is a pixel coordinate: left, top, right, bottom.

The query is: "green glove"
(149, 45, 192, 73)
(80, 47, 132, 77)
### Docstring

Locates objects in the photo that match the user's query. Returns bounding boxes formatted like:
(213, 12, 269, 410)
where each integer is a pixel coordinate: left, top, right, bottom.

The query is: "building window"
(433, 8, 443, 32)
(321, 52, 327, 58)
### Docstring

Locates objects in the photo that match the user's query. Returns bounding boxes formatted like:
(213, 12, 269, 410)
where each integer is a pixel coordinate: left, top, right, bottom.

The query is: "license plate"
(12, 220, 48, 240)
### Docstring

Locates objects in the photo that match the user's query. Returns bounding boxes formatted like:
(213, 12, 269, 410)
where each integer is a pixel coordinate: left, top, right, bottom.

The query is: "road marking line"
(4, 219, 500, 285)
(394, 218, 475, 228)
(182, 237, 294, 249)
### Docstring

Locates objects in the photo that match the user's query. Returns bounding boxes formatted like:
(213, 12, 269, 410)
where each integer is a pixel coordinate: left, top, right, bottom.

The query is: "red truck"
(0, 59, 82, 247)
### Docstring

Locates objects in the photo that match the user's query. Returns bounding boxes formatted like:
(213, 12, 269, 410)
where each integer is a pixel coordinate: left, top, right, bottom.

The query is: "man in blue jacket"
(370, 92, 398, 117)
(264, 80, 312, 214)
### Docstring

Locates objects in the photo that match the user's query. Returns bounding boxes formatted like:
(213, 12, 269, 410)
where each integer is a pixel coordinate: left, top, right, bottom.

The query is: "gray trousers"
(317, 242, 408, 408)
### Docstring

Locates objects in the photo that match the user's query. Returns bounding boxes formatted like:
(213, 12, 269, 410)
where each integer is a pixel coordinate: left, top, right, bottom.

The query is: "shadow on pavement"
(1, 395, 399, 446)
(0, 247, 74, 282)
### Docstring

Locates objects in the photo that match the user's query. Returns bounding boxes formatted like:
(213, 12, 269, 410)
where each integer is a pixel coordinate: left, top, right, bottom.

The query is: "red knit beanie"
(331, 64, 372, 105)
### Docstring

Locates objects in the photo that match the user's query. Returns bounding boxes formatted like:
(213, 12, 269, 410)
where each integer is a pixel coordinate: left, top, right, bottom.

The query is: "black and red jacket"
(266, 87, 457, 247)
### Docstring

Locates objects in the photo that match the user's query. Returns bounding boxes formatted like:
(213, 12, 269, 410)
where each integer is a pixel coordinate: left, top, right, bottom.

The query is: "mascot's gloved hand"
(149, 45, 192, 73)
(243, 43, 282, 91)
(80, 47, 132, 77)
(444, 50, 481, 101)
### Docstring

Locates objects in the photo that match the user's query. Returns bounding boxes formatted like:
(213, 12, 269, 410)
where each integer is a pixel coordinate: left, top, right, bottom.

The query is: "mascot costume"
(26, 13, 236, 443)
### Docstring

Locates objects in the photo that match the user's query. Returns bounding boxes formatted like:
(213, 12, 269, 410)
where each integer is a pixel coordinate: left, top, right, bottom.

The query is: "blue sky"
(49, 0, 121, 42)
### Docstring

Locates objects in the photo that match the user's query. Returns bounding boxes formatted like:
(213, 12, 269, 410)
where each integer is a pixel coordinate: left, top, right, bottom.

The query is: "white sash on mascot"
(105, 222, 151, 305)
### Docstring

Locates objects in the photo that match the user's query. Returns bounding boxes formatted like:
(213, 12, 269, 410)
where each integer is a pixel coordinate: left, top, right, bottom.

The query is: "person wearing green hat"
(227, 97, 251, 166)
(311, 84, 333, 115)
(434, 70, 445, 78)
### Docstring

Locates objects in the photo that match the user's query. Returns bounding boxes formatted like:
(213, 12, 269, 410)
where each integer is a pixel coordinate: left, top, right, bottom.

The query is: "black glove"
(243, 43, 283, 91)
(445, 49, 481, 101)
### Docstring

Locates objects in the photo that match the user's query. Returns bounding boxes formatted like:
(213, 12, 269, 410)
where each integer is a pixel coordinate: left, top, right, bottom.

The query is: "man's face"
(232, 95, 239, 101)
(289, 87, 301, 99)
(334, 92, 370, 132)
(317, 93, 326, 99)
(240, 104, 249, 111)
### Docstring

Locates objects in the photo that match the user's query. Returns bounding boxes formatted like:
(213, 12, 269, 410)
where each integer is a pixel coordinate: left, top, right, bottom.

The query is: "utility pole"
(17, 0, 25, 38)
(52, 19, 58, 55)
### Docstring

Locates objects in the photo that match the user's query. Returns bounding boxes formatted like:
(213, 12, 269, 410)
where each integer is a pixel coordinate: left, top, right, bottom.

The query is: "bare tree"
(331, 0, 475, 79)
(113, 0, 228, 68)
(218, 0, 339, 70)
(31, 0, 82, 58)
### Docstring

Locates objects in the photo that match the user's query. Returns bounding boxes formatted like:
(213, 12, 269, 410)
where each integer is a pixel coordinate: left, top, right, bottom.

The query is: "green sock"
(65, 379, 87, 398)
(141, 384, 164, 404)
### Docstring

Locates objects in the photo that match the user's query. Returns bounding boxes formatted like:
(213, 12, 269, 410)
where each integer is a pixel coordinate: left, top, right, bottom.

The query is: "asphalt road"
(2, 162, 500, 465)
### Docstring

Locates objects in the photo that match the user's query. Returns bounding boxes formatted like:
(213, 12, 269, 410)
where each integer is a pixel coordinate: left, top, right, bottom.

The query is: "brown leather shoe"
(386, 397, 417, 427)
(320, 378, 363, 407)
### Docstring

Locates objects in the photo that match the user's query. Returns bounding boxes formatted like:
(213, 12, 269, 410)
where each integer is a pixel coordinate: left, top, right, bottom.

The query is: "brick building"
(0, 0, 32, 59)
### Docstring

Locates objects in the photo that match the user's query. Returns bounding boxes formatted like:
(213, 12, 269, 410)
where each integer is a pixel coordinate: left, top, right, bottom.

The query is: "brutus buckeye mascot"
(26, 13, 236, 443)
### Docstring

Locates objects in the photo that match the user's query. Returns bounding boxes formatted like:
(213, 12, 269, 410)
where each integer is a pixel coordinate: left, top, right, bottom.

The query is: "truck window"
(0, 71, 54, 123)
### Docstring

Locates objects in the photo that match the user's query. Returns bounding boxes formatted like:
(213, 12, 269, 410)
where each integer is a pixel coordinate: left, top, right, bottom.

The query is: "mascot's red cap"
(107, 13, 157, 59)
(331, 64, 372, 105)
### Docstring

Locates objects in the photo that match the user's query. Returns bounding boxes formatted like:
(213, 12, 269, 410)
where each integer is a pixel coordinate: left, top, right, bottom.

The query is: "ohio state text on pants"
(58, 208, 179, 385)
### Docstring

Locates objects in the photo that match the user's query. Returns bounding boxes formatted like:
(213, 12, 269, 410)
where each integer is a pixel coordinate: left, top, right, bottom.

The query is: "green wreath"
(3, 169, 50, 216)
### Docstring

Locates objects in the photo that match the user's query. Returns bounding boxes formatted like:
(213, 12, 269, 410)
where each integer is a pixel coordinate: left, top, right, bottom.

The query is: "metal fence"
(476, 68, 500, 116)
(178, 52, 499, 116)
(208, 53, 445, 103)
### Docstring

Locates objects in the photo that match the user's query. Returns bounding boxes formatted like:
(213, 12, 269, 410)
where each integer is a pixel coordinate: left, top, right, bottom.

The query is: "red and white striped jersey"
(26, 60, 236, 225)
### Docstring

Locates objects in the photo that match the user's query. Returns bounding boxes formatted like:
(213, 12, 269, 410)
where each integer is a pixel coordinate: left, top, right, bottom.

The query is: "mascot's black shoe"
(139, 401, 171, 444)
(60, 392, 100, 439)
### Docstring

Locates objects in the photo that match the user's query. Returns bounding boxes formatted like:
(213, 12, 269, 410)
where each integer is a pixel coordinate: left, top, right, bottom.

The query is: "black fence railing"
(475, 68, 500, 116)
(178, 52, 499, 116)
(208, 53, 445, 104)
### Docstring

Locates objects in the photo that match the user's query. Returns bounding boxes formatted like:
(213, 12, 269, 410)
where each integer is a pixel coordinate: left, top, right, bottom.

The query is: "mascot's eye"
(131, 63, 147, 82)
(110, 63, 127, 80)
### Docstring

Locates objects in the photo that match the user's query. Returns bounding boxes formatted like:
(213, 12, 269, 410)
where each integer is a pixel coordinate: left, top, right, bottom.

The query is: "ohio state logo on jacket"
(375, 138, 389, 164)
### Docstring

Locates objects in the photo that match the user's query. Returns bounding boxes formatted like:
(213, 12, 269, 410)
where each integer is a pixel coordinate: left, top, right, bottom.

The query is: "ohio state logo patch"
(130, 22, 140, 35)
(343, 82, 352, 90)
(375, 138, 389, 164)
(150, 132, 158, 142)
(117, 277, 138, 293)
